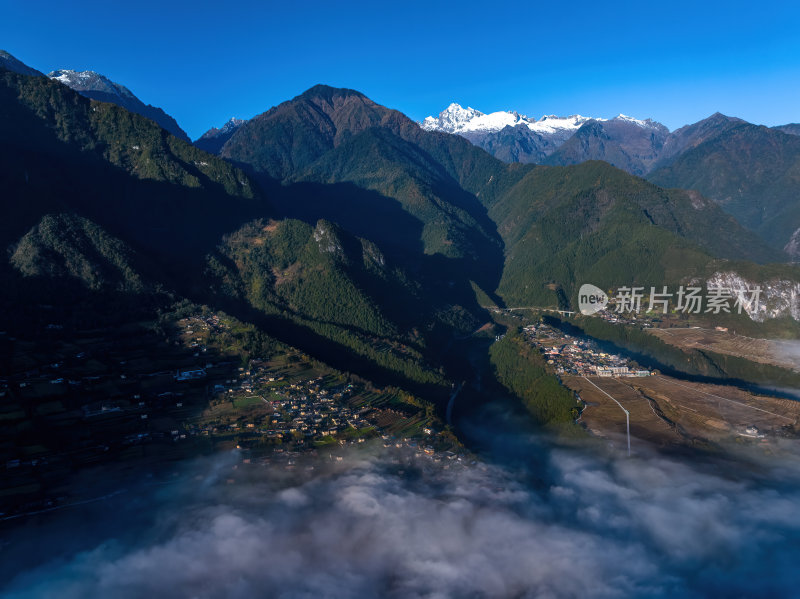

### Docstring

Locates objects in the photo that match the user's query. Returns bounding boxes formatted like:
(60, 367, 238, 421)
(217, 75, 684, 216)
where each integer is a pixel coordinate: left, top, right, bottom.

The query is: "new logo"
(578, 284, 608, 315)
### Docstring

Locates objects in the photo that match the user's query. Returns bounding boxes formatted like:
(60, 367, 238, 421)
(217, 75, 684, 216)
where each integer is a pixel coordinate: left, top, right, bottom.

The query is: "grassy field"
(649, 327, 800, 372)
(565, 373, 800, 455)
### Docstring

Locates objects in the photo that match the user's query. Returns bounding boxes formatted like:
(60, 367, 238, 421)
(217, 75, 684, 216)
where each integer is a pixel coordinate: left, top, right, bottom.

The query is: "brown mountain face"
(461, 125, 563, 163)
(648, 118, 800, 250)
(545, 118, 669, 176)
(651, 112, 745, 169)
(215, 84, 512, 289)
(774, 123, 800, 137)
(220, 85, 409, 180)
(218, 84, 507, 194)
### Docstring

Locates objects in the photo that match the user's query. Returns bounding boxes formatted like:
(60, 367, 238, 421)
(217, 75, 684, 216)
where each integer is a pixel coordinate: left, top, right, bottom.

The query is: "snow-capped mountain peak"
(528, 114, 599, 135)
(48, 69, 136, 101)
(419, 102, 669, 166)
(218, 117, 245, 134)
(612, 113, 664, 130)
(420, 103, 605, 138)
(197, 117, 246, 139)
(421, 103, 532, 134)
(194, 117, 247, 153)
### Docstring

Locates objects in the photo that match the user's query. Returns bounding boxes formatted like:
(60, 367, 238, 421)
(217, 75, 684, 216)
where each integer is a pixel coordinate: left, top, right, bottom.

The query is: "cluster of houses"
(523, 323, 652, 378)
(167, 315, 447, 450)
(596, 309, 656, 328)
(273, 385, 371, 439)
(170, 319, 405, 445)
(0, 312, 463, 519)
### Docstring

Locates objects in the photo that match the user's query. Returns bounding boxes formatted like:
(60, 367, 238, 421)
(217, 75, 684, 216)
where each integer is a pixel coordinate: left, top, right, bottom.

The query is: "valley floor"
(565, 373, 800, 455)
(649, 326, 800, 372)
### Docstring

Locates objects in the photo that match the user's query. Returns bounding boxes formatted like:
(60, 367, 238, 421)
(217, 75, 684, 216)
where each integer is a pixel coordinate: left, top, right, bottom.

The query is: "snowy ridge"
(48, 69, 136, 101)
(528, 114, 598, 135)
(194, 117, 248, 150)
(50, 70, 92, 84)
(421, 103, 600, 135)
(612, 114, 664, 130)
(218, 117, 246, 133)
(197, 117, 246, 141)
(421, 103, 528, 133)
(421, 103, 666, 136)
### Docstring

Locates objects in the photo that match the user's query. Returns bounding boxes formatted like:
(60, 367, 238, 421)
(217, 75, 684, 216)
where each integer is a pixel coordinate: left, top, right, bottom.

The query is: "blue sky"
(3, 0, 799, 139)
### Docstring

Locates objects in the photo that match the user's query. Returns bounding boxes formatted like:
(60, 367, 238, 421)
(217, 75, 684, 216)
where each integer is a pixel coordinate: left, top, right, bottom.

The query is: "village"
(522, 321, 653, 378)
(0, 309, 462, 519)
(595, 308, 656, 328)
(170, 314, 454, 452)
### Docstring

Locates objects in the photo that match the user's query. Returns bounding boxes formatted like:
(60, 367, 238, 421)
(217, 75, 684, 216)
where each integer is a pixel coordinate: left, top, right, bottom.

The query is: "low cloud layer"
(4, 433, 800, 599)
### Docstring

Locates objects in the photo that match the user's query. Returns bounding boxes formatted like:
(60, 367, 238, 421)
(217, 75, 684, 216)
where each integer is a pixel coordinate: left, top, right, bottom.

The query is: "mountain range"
(421, 103, 596, 163)
(2, 47, 800, 400)
(421, 103, 668, 171)
(6, 28, 800, 596)
(648, 115, 800, 257)
(423, 103, 800, 253)
(0, 45, 800, 478)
